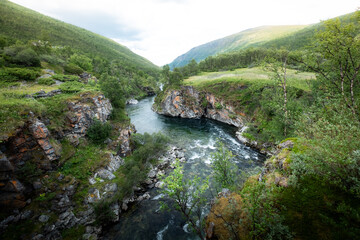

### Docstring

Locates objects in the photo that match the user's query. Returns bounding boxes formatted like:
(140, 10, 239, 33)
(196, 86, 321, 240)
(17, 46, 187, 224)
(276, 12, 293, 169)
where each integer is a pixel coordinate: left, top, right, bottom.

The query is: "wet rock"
(110, 203, 120, 222)
(39, 215, 50, 223)
(20, 210, 33, 220)
(153, 86, 244, 127)
(147, 169, 157, 178)
(126, 99, 139, 105)
(33, 181, 42, 190)
(155, 181, 165, 189)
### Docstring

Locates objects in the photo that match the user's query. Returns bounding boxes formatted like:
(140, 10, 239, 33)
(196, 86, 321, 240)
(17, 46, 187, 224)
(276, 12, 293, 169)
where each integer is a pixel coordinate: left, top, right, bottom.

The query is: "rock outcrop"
(0, 93, 112, 211)
(153, 86, 244, 127)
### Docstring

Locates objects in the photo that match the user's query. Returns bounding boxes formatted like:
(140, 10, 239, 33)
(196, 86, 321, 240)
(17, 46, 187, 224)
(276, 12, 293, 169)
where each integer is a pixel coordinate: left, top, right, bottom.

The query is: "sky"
(10, 0, 359, 66)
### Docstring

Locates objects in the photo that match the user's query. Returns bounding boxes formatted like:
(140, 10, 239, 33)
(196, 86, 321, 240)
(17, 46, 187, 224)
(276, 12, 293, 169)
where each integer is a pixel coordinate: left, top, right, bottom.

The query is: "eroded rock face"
(153, 86, 244, 127)
(66, 93, 112, 145)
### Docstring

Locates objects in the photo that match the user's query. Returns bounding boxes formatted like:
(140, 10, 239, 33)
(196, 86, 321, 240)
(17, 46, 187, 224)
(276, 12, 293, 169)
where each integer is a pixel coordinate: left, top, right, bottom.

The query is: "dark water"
(103, 96, 265, 240)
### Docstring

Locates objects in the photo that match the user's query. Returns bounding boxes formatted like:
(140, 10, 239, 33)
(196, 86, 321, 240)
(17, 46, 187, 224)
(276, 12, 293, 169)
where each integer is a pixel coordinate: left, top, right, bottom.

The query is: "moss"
(61, 225, 86, 240)
(2, 219, 42, 240)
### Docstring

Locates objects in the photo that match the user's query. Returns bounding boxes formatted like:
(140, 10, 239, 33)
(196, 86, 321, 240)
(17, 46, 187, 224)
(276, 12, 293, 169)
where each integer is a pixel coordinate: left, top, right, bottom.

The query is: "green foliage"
(13, 47, 40, 67)
(37, 77, 55, 85)
(69, 53, 92, 71)
(60, 144, 106, 181)
(214, 102, 222, 110)
(119, 132, 169, 196)
(161, 160, 209, 239)
(35, 192, 56, 202)
(292, 101, 360, 196)
(297, 12, 360, 119)
(86, 120, 112, 144)
(94, 200, 117, 225)
(210, 141, 238, 189)
(58, 81, 84, 93)
(63, 63, 83, 75)
(169, 25, 307, 69)
(0, 0, 159, 76)
(52, 74, 79, 82)
(61, 225, 86, 240)
(0, 67, 40, 81)
(241, 181, 292, 240)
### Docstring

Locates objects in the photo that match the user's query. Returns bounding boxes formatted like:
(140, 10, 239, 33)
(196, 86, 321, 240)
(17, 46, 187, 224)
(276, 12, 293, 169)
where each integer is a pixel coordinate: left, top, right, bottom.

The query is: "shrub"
(94, 200, 116, 225)
(40, 54, 65, 65)
(86, 120, 112, 144)
(69, 54, 93, 71)
(37, 77, 55, 85)
(59, 81, 84, 93)
(52, 74, 79, 82)
(64, 63, 83, 75)
(0, 67, 40, 81)
(215, 102, 222, 110)
(13, 48, 41, 67)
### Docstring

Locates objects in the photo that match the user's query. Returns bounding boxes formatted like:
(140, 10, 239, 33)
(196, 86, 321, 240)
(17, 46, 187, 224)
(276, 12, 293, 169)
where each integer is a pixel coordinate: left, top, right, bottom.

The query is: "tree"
(264, 50, 290, 136)
(69, 53, 93, 72)
(161, 160, 209, 239)
(210, 141, 238, 190)
(296, 11, 360, 119)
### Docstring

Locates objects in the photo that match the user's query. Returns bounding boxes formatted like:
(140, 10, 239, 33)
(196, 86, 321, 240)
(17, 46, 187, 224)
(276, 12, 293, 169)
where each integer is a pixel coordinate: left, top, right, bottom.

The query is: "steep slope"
(261, 12, 357, 50)
(0, 0, 159, 74)
(169, 25, 307, 69)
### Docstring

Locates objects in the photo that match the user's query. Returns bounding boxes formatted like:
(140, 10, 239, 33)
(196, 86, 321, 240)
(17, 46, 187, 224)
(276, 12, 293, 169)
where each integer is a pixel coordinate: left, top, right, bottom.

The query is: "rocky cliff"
(0, 92, 137, 239)
(153, 86, 245, 127)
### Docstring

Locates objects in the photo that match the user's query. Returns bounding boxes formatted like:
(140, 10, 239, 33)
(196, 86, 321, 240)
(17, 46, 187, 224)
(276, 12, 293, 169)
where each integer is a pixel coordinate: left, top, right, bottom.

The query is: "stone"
(96, 169, 115, 180)
(155, 181, 165, 189)
(89, 178, 97, 185)
(87, 188, 101, 203)
(104, 183, 117, 192)
(32, 234, 44, 240)
(278, 140, 294, 150)
(20, 210, 33, 220)
(147, 169, 157, 178)
(33, 181, 42, 190)
(39, 215, 50, 223)
(121, 202, 128, 211)
(106, 154, 124, 172)
(126, 99, 139, 105)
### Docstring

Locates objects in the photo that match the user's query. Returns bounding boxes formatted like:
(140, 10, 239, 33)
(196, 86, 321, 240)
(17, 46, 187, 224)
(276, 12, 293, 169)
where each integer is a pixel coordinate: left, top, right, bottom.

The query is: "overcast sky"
(10, 0, 359, 66)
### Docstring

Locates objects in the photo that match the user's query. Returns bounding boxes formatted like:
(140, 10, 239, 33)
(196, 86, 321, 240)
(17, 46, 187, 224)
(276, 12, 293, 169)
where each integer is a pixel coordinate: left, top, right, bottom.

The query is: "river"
(103, 96, 265, 240)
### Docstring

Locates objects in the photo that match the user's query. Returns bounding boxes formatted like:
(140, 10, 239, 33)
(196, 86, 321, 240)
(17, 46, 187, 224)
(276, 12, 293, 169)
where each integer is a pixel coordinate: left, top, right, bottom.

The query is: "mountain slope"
(0, 0, 159, 74)
(169, 25, 307, 69)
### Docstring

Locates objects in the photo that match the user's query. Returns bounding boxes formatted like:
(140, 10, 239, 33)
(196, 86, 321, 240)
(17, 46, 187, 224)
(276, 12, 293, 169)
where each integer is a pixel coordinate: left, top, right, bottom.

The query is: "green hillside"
(0, 0, 159, 74)
(262, 12, 356, 50)
(169, 25, 307, 69)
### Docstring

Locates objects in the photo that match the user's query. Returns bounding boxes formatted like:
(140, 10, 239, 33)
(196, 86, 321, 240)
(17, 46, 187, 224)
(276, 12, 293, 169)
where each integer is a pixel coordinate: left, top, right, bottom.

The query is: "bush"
(52, 74, 79, 82)
(0, 67, 40, 81)
(37, 77, 55, 85)
(13, 48, 41, 67)
(59, 81, 84, 93)
(94, 200, 116, 225)
(40, 54, 65, 65)
(64, 63, 83, 75)
(69, 54, 93, 71)
(86, 120, 112, 144)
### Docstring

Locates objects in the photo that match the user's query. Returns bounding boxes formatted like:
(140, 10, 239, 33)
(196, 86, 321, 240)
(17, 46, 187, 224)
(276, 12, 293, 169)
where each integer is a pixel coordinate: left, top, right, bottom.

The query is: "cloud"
(10, 0, 360, 66)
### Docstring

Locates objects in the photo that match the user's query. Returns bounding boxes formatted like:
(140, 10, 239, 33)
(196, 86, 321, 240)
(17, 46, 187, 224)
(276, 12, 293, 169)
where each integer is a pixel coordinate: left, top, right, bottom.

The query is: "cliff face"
(153, 86, 245, 127)
(0, 93, 113, 209)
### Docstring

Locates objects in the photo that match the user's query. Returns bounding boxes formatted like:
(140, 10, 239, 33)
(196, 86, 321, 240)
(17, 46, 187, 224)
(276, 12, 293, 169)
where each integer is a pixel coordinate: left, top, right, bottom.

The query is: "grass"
(185, 67, 315, 91)
(0, 82, 101, 141)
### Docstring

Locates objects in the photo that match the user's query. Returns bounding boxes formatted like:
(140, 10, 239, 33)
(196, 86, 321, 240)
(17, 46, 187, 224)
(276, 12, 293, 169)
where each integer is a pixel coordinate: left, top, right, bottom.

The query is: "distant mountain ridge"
(169, 25, 307, 69)
(0, 0, 159, 74)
